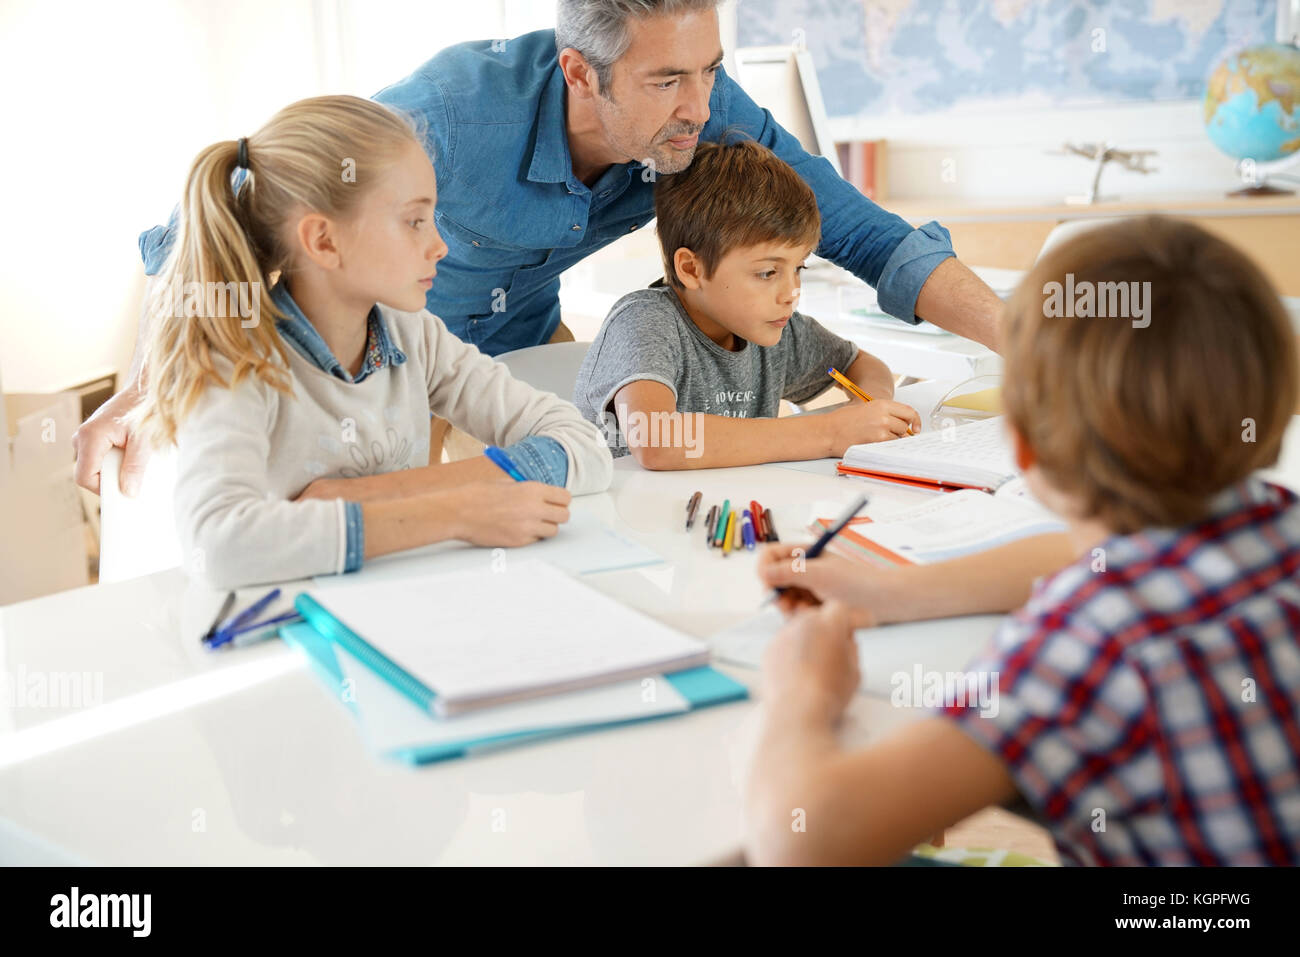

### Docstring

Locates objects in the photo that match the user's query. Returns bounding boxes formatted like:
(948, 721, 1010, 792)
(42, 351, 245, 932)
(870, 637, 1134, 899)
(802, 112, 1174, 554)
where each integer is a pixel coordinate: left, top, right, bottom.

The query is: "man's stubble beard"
(596, 93, 699, 175)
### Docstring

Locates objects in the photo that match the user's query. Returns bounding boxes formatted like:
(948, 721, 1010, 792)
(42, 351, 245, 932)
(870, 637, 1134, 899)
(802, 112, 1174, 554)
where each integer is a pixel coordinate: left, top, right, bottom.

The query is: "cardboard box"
(1, 382, 90, 605)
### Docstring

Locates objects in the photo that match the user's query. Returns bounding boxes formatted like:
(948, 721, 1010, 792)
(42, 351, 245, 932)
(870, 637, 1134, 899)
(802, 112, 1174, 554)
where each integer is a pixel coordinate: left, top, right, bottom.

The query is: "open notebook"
(297, 559, 710, 717)
(809, 487, 1065, 567)
(838, 415, 1016, 492)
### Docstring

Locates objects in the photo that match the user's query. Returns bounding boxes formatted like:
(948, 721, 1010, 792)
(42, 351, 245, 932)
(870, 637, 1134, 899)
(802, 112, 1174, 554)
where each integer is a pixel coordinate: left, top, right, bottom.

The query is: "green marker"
(713, 499, 731, 548)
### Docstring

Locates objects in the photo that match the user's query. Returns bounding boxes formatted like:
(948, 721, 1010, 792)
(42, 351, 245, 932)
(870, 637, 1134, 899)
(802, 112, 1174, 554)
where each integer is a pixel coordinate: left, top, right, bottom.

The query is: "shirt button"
(471, 240, 481, 247)
(629, 224, 638, 231)
(600, 190, 611, 197)
(571, 224, 582, 231)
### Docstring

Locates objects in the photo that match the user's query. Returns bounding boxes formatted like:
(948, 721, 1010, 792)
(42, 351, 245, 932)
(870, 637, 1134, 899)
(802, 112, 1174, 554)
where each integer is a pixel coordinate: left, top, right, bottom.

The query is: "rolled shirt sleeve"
(713, 68, 955, 324)
(502, 434, 569, 487)
(419, 312, 613, 495)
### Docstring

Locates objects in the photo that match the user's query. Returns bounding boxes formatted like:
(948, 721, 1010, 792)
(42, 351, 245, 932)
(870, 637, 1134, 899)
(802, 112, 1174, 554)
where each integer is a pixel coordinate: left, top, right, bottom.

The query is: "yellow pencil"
(722, 510, 735, 555)
(827, 366, 873, 403)
(828, 366, 913, 435)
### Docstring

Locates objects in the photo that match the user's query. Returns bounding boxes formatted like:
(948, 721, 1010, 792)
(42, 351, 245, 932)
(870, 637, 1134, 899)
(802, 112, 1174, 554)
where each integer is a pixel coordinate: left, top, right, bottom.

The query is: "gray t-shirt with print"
(573, 281, 859, 456)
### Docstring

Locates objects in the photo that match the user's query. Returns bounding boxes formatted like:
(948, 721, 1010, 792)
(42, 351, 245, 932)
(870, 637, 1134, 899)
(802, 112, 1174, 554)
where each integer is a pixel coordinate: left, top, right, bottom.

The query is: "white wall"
(0, 0, 557, 395)
(7, 0, 1264, 396)
(831, 99, 1253, 204)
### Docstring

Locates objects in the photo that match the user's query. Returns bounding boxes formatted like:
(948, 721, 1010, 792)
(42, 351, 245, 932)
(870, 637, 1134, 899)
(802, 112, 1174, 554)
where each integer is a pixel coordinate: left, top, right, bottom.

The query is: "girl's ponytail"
(135, 136, 291, 447)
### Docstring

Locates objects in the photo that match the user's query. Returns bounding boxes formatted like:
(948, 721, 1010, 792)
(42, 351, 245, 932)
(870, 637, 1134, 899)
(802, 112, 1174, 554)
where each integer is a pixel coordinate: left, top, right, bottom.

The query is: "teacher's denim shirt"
(140, 29, 954, 357)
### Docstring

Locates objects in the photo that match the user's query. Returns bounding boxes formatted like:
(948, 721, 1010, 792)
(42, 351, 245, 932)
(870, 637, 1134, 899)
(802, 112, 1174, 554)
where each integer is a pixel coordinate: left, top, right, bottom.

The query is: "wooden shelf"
(879, 192, 1300, 295)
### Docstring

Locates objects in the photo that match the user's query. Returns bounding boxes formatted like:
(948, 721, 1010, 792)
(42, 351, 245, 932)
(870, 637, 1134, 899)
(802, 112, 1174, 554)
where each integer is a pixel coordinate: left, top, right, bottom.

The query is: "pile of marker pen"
(684, 491, 779, 555)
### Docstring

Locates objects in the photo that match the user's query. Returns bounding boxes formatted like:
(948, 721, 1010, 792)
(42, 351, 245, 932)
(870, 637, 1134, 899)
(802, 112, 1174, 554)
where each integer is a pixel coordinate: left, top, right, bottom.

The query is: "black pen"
(202, 591, 236, 644)
(763, 495, 868, 605)
(703, 505, 719, 545)
(685, 490, 702, 530)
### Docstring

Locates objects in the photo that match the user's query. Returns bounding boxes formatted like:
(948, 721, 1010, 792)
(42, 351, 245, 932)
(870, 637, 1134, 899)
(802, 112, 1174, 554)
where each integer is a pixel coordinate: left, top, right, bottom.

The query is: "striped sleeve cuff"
(343, 501, 365, 573)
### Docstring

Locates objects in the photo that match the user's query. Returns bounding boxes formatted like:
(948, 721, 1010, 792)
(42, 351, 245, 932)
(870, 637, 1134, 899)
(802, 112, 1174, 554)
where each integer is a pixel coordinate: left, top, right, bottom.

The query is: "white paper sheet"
(305, 560, 709, 712)
(337, 645, 688, 753)
(313, 510, 664, 587)
(849, 490, 1065, 564)
(710, 608, 1003, 697)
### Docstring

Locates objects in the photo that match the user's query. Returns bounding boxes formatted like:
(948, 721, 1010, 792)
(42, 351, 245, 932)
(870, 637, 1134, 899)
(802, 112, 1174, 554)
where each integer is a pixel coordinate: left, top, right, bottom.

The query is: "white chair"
(98, 445, 182, 583)
(1036, 216, 1134, 261)
(495, 340, 592, 400)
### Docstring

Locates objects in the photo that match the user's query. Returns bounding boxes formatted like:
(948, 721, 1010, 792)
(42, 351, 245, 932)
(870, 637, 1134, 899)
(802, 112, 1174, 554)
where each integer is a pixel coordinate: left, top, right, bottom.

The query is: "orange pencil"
(828, 366, 913, 435)
(827, 366, 873, 402)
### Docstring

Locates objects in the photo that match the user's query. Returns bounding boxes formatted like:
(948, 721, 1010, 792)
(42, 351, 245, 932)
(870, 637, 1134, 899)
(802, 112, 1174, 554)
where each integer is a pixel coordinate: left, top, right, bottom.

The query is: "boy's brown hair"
(653, 137, 821, 289)
(1002, 215, 1298, 534)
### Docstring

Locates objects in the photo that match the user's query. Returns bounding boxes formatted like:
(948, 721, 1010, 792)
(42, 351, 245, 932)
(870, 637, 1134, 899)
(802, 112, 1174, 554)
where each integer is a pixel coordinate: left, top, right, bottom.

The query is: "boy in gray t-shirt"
(574, 139, 920, 467)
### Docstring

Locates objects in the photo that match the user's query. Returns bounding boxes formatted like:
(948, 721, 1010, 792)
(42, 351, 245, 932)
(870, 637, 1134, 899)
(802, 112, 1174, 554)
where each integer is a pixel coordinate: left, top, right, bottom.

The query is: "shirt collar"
(1206, 474, 1294, 518)
(528, 66, 574, 185)
(271, 282, 406, 383)
(527, 65, 648, 190)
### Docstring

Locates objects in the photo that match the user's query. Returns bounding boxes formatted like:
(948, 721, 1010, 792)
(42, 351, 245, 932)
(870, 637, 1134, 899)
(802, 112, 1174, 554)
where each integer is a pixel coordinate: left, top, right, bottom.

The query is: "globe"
(1203, 42, 1300, 180)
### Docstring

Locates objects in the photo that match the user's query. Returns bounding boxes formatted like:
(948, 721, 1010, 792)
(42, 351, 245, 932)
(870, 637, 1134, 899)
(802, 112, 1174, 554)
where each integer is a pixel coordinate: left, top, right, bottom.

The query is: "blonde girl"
(135, 95, 612, 589)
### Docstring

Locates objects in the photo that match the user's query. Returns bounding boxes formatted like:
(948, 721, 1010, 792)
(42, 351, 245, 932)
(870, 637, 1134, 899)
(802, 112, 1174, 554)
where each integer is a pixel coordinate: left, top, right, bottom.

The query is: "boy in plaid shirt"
(745, 217, 1300, 866)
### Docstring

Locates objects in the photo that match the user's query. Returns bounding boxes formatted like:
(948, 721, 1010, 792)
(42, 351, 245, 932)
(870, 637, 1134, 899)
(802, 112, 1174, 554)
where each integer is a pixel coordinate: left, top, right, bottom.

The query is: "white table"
(4, 418, 1298, 866)
(0, 457, 966, 866)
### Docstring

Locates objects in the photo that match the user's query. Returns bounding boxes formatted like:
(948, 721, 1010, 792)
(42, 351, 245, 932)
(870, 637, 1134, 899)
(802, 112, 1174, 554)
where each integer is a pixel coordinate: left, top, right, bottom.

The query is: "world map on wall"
(735, 0, 1281, 116)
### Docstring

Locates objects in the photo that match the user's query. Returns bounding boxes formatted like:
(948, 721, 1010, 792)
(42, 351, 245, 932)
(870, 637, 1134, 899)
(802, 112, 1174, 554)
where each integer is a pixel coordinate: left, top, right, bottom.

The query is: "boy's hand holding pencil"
(823, 366, 920, 448)
(818, 398, 922, 454)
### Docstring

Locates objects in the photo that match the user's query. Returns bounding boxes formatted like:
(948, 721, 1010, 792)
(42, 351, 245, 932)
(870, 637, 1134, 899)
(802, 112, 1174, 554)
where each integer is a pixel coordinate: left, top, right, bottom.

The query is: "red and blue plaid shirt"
(942, 477, 1300, 865)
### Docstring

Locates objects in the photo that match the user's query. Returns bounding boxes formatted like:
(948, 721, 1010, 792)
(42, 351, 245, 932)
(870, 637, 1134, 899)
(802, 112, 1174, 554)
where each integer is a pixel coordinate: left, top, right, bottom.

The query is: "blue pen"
(741, 509, 757, 550)
(206, 587, 281, 647)
(484, 445, 527, 482)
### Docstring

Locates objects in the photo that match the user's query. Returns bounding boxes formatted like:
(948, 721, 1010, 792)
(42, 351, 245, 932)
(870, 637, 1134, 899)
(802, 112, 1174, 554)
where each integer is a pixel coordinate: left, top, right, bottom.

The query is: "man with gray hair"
(81, 0, 1002, 490)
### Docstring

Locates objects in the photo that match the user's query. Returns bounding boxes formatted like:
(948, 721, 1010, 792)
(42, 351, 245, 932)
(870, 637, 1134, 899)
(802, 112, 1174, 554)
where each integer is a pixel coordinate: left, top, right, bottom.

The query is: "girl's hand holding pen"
(446, 481, 572, 547)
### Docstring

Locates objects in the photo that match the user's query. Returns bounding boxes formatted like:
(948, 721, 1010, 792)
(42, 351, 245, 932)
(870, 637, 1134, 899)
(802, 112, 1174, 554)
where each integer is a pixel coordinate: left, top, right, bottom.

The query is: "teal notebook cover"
(280, 619, 748, 765)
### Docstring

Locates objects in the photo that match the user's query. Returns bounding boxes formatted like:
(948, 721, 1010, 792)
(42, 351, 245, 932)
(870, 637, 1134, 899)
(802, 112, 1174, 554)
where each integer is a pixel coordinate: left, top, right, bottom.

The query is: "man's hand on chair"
(72, 380, 152, 496)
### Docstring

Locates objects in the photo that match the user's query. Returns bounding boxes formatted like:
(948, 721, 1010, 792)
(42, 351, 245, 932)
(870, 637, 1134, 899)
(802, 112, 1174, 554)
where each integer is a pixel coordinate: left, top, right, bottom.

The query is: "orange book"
(808, 516, 913, 568)
(834, 463, 992, 493)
